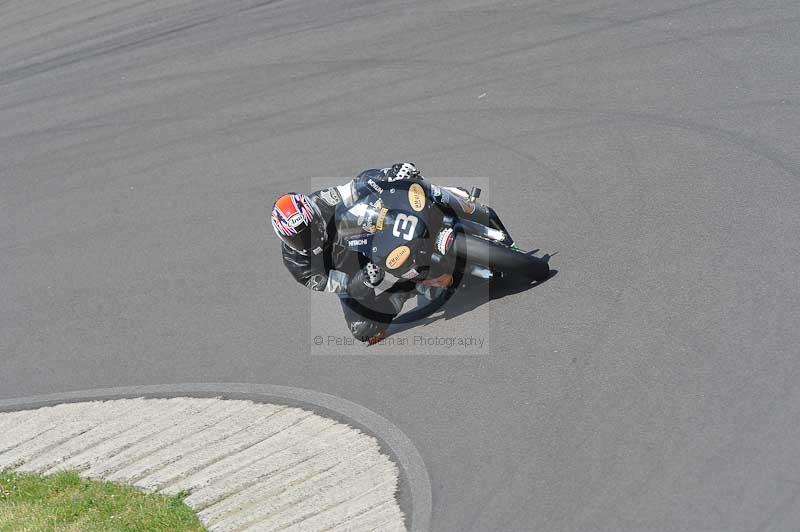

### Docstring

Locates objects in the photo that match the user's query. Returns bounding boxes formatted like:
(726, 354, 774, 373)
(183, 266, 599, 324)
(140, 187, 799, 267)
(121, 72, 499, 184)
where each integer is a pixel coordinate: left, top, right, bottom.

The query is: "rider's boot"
(366, 330, 386, 346)
(416, 284, 443, 301)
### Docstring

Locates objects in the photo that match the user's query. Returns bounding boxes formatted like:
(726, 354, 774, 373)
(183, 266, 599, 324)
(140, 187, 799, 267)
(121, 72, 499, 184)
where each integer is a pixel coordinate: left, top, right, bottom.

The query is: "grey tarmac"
(2, 1, 799, 531)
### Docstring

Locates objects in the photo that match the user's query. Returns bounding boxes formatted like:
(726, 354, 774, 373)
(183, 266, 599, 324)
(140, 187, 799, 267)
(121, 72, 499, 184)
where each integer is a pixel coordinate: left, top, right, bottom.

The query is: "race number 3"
(392, 214, 418, 241)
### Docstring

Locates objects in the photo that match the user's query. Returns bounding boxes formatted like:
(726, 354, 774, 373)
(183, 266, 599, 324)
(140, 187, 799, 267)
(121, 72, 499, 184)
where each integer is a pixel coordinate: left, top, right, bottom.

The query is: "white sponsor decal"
(288, 213, 304, 227)
(401, 268, 419, 279)
(367, 179, 384, 194)
(319, 188, 340, 206)
(349, 238, 368, 246)
(306, 274, 326, 289)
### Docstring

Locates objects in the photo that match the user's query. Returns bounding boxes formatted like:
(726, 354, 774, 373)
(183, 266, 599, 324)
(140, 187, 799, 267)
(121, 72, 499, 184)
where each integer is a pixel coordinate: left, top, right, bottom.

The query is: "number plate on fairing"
(343, 180, 443, 279)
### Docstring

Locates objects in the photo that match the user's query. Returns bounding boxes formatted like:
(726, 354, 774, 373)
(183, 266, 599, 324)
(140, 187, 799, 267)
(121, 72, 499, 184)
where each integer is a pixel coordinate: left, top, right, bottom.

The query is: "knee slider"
(349, 320, 383, 342)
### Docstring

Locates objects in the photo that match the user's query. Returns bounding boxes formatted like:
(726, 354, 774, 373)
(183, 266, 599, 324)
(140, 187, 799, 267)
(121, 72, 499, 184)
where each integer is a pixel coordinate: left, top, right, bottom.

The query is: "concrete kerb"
(0, 383, 432, 532)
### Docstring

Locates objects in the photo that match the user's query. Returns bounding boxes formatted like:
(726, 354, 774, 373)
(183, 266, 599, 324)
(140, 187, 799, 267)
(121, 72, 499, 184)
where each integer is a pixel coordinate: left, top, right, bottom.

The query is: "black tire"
(453, 231, 550, 281)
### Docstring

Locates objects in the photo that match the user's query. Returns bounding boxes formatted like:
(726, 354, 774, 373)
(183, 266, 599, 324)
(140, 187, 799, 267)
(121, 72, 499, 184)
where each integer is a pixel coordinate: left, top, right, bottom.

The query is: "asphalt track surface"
(1, 1, 799, 531)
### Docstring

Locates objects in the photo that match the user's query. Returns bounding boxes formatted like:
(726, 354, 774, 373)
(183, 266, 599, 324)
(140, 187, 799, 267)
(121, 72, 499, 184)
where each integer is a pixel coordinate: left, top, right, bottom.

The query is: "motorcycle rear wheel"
(453, 231, 550, 282)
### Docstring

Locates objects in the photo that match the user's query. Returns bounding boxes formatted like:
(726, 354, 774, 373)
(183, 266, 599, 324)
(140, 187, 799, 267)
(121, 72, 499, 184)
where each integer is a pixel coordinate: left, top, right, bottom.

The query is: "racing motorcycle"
(335, 177, 551, 309)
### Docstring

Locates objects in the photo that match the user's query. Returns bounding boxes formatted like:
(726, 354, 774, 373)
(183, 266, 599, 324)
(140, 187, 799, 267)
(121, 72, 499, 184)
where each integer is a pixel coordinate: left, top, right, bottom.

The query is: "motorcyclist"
(271, 163, 425, 343)
(271, 162, 515, 343)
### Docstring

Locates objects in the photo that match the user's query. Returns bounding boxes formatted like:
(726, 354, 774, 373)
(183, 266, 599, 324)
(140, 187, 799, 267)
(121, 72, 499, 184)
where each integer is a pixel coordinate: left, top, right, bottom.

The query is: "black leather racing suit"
(280, 167, 419, 341)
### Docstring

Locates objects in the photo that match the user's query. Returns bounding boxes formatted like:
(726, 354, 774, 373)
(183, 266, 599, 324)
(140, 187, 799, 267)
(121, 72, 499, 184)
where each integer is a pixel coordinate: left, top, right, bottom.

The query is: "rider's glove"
(347, 262, 385, 300)
(364, 262, 385, 285)
(386, 162, 420, 181)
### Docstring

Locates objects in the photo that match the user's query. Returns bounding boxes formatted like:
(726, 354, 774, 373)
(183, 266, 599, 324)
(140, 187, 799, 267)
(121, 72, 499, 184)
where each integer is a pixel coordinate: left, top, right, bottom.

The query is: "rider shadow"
(386, 268, 558, 337)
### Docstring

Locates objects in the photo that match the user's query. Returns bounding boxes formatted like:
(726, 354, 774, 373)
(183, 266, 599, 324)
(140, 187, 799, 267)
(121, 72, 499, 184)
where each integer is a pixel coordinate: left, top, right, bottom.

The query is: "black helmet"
(271, 193, 326, 254)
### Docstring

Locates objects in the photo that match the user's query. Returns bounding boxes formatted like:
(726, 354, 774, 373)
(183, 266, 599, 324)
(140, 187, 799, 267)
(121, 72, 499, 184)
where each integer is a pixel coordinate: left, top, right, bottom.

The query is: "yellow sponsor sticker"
(408, 183, 426, 212)
(376, 207, 389, 231)
(385, 245, 411, 269)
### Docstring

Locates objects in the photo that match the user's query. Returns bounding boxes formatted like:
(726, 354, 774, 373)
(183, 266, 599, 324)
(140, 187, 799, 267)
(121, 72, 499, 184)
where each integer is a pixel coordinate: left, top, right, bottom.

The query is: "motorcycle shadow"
(387, 268, 558, 337)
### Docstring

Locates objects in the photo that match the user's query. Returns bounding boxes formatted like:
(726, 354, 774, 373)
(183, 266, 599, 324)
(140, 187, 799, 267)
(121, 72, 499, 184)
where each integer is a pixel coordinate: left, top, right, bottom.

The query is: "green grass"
(0, 470, 206, 532)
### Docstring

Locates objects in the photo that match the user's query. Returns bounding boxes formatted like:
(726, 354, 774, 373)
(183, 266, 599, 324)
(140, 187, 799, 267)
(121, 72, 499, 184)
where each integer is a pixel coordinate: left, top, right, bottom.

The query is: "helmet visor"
(295, 214, 326, 254)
